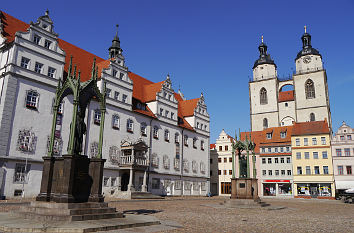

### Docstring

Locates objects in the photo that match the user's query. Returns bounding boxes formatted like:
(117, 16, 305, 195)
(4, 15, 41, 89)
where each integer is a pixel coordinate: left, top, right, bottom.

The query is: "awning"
(335, 181, 354, 190)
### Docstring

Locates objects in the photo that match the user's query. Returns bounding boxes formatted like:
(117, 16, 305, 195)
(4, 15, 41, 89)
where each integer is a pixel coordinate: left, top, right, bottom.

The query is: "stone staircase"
(16, 201, 124, 221)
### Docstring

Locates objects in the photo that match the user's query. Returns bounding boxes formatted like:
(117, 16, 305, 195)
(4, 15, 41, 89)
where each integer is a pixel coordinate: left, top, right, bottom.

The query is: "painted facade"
(291, 120, 335, 199)
(331, 121, 354, 193)
(249, 29, 332, 132)
(0, 11, 210, 198)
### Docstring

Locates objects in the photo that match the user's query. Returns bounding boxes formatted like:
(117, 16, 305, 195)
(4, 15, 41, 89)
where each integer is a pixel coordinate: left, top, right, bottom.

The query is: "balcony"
(119, 155, 148, 167)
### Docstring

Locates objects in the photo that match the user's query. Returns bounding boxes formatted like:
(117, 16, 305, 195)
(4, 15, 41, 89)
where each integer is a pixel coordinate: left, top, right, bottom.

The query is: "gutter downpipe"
(147, 117, 154, 192)
(181, 128, 184, 196)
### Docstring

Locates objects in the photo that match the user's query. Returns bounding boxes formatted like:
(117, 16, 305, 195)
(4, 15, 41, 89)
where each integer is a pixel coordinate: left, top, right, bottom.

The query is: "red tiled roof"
(292, 120, 329, 136)
(259, 126, 293, 145)
(278, 90, 294, 102)
(240, 131, 263, 154)
(1, 11, 200, 130)
(210, 144, 216, 149)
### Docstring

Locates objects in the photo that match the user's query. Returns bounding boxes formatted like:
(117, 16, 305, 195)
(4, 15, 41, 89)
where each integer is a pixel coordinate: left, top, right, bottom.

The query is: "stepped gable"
(1, 11, 198, 130)
(292, 120, 329, 136)
(278, 90, 294, 102)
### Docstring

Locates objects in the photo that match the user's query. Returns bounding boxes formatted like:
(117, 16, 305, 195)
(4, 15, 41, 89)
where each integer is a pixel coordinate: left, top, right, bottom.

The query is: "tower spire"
(109, 24, 123, 59)
(304, 25, 307, 33)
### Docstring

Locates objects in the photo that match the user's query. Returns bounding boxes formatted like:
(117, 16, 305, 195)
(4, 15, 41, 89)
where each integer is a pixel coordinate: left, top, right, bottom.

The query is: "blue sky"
(2, 0, 354, 142)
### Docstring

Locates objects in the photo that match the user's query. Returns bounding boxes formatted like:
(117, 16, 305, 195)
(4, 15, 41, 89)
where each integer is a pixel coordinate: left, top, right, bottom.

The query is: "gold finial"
(304, 25, 307, 33)
(261, 35, 264, 43)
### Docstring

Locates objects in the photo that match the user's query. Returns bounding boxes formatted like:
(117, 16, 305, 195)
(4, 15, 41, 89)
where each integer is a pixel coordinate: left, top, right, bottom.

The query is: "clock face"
(303, 56, 312, 64)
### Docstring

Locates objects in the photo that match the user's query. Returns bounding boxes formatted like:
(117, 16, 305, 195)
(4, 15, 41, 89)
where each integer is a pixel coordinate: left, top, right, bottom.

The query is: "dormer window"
(42, 24, 48, 29)
(33, 35, 41, 45)
(280, 131, 286, 138)
(165, 110, 169, 118)
(44, 40, 51, 49)
(113, 70, 117, 77)
(119, 73, 124, 80)
(266, 133, 272, 139)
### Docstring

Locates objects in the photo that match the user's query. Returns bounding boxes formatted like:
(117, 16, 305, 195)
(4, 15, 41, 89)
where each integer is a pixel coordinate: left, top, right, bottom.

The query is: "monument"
(231, 130, 259, 200)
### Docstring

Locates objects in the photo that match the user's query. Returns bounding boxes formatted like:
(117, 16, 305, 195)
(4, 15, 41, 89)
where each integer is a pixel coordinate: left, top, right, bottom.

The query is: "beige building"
(291, 120, 335, 199)
(331, 122, 354, 194)
(249, 29, 332, 132)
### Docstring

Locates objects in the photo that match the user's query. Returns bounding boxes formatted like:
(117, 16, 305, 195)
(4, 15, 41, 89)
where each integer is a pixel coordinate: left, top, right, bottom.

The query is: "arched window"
(310, 113, 315, 122)
(126, 119, 134, 132)
(26, 90, 39, 109)
(305, 79, 315, 99)
(140, 122, 147, 136)
(153, 126, 159, 138)
(164, 130, 170, 141)
(112, 114, 120, 129)
(260, 88, 268, 105)
(263, 118, 268, 129)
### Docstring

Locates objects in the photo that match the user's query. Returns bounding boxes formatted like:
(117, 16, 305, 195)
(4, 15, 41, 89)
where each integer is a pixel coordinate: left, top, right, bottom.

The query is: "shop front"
(262, 180, 293, 197)
(295, 183, 333, 199)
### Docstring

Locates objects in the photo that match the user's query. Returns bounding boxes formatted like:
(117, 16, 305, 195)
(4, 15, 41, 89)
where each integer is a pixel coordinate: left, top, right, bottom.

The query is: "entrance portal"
(121, 173, 129, 191)
(310, 185, 318, 198)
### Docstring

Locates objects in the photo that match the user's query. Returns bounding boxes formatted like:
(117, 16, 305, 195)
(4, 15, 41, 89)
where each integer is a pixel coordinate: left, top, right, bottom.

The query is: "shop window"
(318, 184, 331, 197)
(263, 183, 276, 196)
(297, 184, 310, 195)
(221, 182, 231, 194)
(278, 183, 292, 195)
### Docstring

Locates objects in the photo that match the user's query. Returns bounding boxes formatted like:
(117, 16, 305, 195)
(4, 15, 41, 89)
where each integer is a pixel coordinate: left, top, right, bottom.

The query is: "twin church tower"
(249, 27, 332, 132)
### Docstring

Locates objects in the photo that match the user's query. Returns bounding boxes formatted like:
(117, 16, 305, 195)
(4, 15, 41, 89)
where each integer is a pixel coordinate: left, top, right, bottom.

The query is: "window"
(34, 62, 43, 73)
(280, 157, 284, 163)
(313, 152, 318, 159)
(111, 177, 116, 187)
(347, 166, 352, 175)
(164, 130, 170, 142)
(304, 138, 308, 146)
(44, 39, 51, 49)
(200, 162, 206, 174)
(153, 126, 159, 138)
(163, 155, 170, 169)
(184, 135, 188, 146)
(263, 118, 268, 129)
(280, 147, 284, 153)
(296, 138, 300, 146)
(224, 158, 227, 163)
(275, 158, 279, 163)
(287, 157, 291, 163)
(268, 148, 271, 153)
(229, 170, 232, 175)
(119, 73, 124, 80)
(126, 119, 134, 132)
(322, 151, 328, 159)
(33, 35, 41, 45)
(152, 154, 159, 168)
(338, 166, 344, 175)
(94, 110, 101, 125)
(296, 152, 301, 159)
(193, 138, 197, 148)
(260, 88, 268, 104)
(323, 166, 329, 174)
(165, 110, 169, 118)
(112, 115, 120, 129)
(310, 113, 316, 122)
(297, 166, 302, 175)
(312, 138, 317, 145)
(305, 79, 315, 99)
(268, 158, 272, 164)
(268, 170, 272, 176)
(285, 103, 288, 107)
(122, 94, 127, 103)
(275, 170, 279, 176)
(266, 133, 272, 139)
(262, 170, 266, 176)
(106, 88, 111, 98)
(114, 91, 119, 100)
(314, 166, 320, 174)
(218, 170, 221, 175)
(321, 137, 326, 145)
(21, 57, 30, 69)
(287, 170, 292, 175)
(171, 112, 175, 119)
(175, 133, 179, 144)
(280, 132, 286, 138)
(262, 158, 266, 164)
(201, 140, 205, 150)
(336, 149, 342, 157)
(90, 142, 99, 158)
(103, 177, 109, 186)
(286, 147, 290, 152)
(306, 166, 311, 175)
(225, 145, 229, 151)
(112, 70, 117, 77)
(340, 136, 345, 141)
(275, 147, 278, 153)
(47, 67, 56, 78)
(281, 170, 285, 175)
(14, 163, 31, 183)
(160, 108, 163, 115)
(305, 152, 309, 159)
(218, 158, 221, 163)
(152, 178, 160, 189)
(25, 90, 39, 109)
(344, 148, 350, 156)
(223, 170, 227, 175)
(262, 148, 265, 153)
(347, 135, 352, 140)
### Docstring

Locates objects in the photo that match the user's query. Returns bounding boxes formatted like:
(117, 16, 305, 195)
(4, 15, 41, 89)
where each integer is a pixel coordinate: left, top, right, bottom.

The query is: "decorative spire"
(296, 25, 321, 59)
(109, 24, 123, 59)
(45, 9, 49, 16)
(253, 35, 276, 69)
(261, 35, 263, 43)
(304, 25, 307, 33)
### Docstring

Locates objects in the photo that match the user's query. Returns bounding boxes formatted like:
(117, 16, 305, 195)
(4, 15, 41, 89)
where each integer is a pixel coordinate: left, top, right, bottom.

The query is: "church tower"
(293, 26, 332, 129)
(249, 37, 279, 131)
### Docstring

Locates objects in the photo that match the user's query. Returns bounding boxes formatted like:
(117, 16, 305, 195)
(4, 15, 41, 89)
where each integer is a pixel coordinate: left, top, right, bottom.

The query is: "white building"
(0, 11, 210, 198)
(331, 122, 354, 194)
(249, 29, 332, 132)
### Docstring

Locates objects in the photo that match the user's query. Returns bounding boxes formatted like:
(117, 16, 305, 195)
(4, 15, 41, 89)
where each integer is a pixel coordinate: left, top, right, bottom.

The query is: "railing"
(119, 155, 148, 166)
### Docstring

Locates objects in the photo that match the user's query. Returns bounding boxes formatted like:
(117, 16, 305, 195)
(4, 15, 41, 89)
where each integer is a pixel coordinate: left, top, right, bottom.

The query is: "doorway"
(310, 185, 318, 198)
(121, 172, 129, 191)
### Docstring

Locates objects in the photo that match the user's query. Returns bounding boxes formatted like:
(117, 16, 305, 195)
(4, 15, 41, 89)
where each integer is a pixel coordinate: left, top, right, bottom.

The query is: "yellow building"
(291, 120, 335, 199)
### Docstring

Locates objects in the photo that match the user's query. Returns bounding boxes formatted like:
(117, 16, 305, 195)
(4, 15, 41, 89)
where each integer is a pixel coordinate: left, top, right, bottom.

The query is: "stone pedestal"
(36, 156, 55, 202)
(88, 158, 106, 202)
(231, 178, 258, 199)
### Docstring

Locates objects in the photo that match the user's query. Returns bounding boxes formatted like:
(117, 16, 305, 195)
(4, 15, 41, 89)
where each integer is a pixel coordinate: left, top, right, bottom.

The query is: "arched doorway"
(121, 172, 129, 191)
